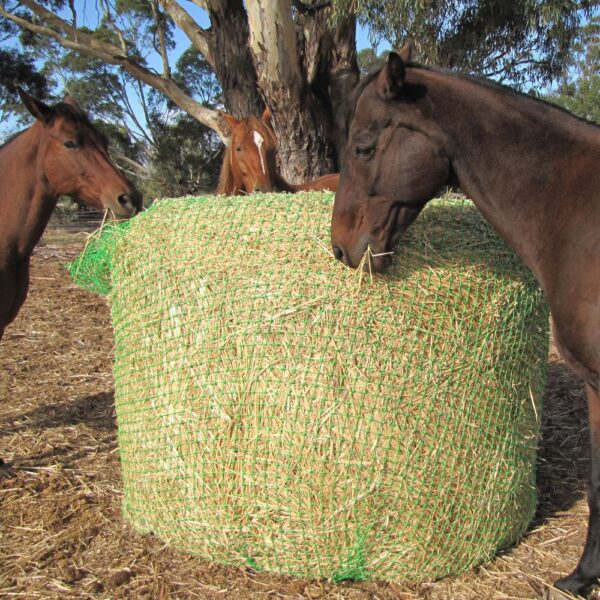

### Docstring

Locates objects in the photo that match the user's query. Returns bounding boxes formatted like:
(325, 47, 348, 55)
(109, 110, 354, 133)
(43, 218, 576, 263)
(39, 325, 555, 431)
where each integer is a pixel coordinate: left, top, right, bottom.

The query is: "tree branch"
(110, 147, 149, 176)
(131, 76, 156, 146)
(187, 0, 209, 11)
(0, 0, 229, 142)
(151, 0, 171, 78)
(292, 0, 331, 14)
(114, 74, 156, 148)
(158, 0, 214, 71)
(68, 0, 76, 26)
(99, 0, 128, 53)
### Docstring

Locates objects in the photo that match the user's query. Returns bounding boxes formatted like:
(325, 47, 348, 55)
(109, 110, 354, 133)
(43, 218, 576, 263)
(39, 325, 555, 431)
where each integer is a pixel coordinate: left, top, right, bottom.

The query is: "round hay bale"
(70, 193, 549, 583)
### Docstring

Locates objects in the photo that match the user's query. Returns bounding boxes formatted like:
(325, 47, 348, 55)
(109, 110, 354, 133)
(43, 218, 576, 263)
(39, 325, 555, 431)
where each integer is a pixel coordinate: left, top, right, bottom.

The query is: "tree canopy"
(0, 15, 48, 120)
(0, 0, 595, 191)
(547, 14, 600, 123)
(334, 0, 596, 87)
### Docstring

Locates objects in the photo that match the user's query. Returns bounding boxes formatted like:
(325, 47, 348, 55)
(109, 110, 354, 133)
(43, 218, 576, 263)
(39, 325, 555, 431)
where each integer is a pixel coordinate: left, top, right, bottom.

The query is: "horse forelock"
(245, 116, 278, 152)
(217, 112, 284, 194)
(47, 103, 110, 147)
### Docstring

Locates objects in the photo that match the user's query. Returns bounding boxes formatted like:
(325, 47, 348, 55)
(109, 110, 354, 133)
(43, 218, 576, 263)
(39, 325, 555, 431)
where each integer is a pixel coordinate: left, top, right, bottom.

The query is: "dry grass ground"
(0, 223, 597, 599)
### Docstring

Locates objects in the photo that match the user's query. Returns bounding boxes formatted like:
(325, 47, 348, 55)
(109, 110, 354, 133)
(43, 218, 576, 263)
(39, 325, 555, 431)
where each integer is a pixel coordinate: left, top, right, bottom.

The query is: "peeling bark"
(246, 0, 357, 181)
(205, 0, 264, 119)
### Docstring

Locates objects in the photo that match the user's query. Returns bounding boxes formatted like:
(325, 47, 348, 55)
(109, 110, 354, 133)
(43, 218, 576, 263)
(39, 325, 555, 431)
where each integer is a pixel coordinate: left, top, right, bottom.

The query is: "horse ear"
(62, 94, 85, 113)
(262, 107, 272, 123)
(18, 87, 53, 122)
(220, 111, 239, 133)
(377, 51, 406, 100)
(397, 39, 414, 63)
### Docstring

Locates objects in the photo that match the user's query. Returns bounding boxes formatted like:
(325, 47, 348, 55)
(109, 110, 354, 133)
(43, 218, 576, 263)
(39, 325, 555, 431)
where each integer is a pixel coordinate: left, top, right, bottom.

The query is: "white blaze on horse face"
(253, 130, 266, 176)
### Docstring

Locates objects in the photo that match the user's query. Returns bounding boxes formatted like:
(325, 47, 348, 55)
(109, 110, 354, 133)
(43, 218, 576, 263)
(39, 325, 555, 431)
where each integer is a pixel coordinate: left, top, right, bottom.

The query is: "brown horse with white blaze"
(0, 88, 142, 342)
(331, 44, 600, 597)
(217, 108, 339, 195)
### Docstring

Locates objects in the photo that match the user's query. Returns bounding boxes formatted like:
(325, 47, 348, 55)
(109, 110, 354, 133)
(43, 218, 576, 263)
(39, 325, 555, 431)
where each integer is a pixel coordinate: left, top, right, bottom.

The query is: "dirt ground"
(0, 224, 596, 599)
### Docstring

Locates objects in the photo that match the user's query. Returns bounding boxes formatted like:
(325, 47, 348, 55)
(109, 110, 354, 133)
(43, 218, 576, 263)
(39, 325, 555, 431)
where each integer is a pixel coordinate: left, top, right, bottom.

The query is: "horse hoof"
(548, 571, 595, 599)
(545, 587, 580, 600)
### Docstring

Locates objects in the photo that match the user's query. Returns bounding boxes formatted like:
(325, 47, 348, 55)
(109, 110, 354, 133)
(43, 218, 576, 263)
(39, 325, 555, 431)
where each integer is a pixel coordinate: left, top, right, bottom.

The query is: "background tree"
(335, 0, 596, 88)
(0, 0, 594, 185)
(146, 47, 223, 197)
(547, 15, 600, 123)
(3, 12, 223, 199)
(147, 113, 222, 199)
(0, 15, 48, 121)
(357, 47, 382, 74)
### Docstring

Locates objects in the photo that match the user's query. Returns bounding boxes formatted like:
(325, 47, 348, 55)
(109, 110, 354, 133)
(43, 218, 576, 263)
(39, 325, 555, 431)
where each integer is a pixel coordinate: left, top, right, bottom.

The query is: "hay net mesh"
(69, 193, 549, 583)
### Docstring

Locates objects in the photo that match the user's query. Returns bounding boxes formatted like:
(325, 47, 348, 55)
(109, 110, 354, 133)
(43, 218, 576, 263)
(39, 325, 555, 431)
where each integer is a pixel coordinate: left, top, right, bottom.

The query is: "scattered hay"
(69, 192, 549, 583)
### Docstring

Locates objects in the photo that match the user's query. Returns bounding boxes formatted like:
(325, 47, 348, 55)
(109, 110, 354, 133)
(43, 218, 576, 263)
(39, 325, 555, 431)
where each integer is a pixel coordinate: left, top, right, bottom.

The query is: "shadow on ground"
(534, 359, 589, 522)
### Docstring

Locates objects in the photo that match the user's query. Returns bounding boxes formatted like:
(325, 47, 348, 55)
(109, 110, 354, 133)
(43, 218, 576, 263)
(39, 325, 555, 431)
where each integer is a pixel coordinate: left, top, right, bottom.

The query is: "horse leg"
(554, 379, 600, 597)
(0, 259, 30, 342)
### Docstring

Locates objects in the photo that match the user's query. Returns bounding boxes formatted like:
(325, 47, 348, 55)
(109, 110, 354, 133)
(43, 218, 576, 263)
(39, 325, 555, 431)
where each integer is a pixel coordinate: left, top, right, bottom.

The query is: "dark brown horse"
(0, 89, 142, 342)
(331, 43, 600, 598)
(217, 108, 339, 195)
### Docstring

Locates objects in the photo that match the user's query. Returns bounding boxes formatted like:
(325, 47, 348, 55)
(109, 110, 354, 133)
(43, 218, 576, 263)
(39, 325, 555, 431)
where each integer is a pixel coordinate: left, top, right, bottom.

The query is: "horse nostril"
(332, 244, 345, 262)
(118, 193, 142, 215)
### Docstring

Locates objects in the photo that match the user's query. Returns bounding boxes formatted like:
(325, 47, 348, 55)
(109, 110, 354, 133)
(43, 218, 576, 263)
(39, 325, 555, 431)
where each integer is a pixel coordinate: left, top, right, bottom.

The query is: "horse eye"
(236, 146, 242, 152)
(64, 140, 78, 149)
(355, 145, 373, 159)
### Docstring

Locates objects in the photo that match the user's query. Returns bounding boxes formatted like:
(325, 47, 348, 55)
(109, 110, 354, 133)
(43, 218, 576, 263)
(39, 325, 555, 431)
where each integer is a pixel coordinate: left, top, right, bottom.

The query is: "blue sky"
(0, 3, 384, 140)
(72, 2, 380, 68)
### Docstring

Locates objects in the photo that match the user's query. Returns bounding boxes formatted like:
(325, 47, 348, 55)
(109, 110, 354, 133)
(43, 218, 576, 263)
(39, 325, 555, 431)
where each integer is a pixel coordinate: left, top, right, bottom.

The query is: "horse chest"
(550, 292, 600, 382)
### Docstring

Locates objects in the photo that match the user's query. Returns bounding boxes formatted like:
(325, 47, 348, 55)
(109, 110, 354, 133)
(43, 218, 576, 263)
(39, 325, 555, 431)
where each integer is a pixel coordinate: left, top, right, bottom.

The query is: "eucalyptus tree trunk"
(204, 0, 264, 119)
(328, 16, 360, 159)
(246, 0, 359, 182)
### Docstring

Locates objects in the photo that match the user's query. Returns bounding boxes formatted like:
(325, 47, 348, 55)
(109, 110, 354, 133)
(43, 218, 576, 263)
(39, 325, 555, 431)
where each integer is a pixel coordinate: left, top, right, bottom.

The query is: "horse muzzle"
(117, 191, 143, 216)
(331, 239, 393, 272)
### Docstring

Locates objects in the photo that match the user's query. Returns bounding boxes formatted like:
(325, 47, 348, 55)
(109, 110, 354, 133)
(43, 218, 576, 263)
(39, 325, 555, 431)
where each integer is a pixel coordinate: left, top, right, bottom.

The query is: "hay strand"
(70, 193, 549, 583)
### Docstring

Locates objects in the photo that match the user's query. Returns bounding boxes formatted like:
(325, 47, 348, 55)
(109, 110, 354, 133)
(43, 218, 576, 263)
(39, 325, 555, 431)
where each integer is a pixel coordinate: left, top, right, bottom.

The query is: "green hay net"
(69, 192, 549, 583)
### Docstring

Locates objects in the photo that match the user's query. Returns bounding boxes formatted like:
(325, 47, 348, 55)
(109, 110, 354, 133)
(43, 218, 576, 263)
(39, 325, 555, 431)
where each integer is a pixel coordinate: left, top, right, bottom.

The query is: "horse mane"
(217, 143, 235, 195)
(353, 59, 600, 130)
(422, 63, 600, 129)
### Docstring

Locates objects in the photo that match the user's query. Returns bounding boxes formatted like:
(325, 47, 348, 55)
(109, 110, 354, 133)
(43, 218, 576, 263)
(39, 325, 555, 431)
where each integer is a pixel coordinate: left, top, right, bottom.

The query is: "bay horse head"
(0, 90, 142, 341)
(331, 44, 452, 271)
(217, 108, 279, 195)
(18, 88, 142, 217)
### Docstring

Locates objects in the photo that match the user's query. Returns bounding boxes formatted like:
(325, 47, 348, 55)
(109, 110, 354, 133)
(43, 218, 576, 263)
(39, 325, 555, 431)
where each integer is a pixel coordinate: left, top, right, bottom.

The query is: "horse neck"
(274, 171, 296, 192)
(0, 124, 59, 264)
(217, 146, 237, 195)
(414, 67, 600, 289)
